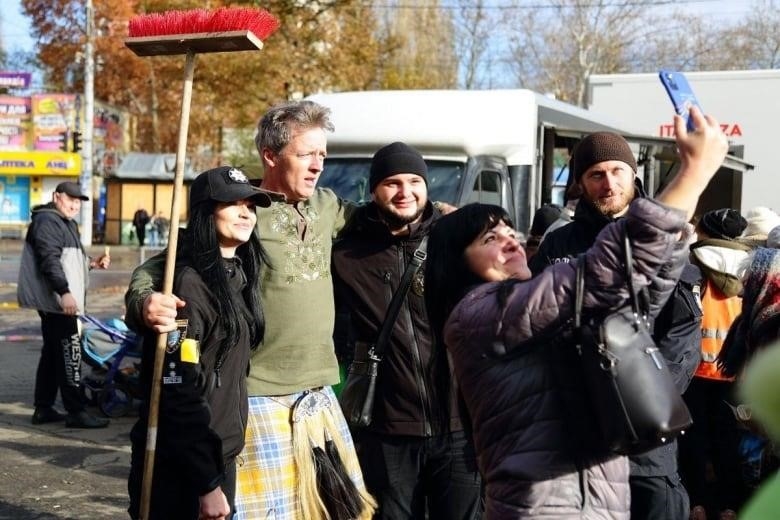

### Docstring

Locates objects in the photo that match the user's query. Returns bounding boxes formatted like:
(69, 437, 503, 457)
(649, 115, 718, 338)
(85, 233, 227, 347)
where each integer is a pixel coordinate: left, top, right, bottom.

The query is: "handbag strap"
(372, 235, 429, 358)
(574, 255, 585, 329)
(574, 231, 647, 329)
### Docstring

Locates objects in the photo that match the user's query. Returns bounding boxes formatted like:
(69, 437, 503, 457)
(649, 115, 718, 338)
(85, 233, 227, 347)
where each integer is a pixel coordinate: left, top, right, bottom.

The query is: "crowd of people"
(19, 97, 780, 520)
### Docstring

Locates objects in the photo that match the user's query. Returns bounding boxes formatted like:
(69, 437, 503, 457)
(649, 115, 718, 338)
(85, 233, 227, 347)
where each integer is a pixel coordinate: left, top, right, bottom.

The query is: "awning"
(111, 152, 195, 180)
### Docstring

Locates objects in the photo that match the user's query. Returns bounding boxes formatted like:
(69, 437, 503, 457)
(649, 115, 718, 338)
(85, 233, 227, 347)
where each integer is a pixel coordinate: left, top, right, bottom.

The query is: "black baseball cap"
(55, 181, 89, 201)
(189, 166, 282, 208)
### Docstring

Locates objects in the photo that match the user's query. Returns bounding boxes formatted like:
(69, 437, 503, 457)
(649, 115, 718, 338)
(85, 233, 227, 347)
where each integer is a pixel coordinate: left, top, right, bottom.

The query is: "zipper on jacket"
(398, 245, 433, 436)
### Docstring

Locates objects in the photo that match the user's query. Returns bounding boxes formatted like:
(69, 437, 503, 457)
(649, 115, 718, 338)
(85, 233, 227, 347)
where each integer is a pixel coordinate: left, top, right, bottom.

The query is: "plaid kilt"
(234, 386, 367, 519)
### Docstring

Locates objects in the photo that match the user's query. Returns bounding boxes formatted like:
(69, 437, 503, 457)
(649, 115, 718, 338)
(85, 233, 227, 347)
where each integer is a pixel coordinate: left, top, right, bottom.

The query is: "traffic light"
(72, 131, 82, 153)
(58, 131, 69, 151)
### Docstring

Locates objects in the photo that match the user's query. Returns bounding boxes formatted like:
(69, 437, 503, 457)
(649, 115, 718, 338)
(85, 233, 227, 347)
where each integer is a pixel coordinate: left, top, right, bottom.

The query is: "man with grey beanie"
(529, 131, 703, 520)
(332, 142, 482, 519)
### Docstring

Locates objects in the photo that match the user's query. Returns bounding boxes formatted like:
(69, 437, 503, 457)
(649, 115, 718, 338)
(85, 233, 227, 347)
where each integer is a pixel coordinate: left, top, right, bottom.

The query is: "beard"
(376, 203, 425, 232)
(590, 184, 635, 218)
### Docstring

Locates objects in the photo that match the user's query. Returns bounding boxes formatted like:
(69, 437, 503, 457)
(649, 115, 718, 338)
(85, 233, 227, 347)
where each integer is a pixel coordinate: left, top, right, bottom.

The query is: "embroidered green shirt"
(125, 188, 354, 397)
(248, 188, 352, 395)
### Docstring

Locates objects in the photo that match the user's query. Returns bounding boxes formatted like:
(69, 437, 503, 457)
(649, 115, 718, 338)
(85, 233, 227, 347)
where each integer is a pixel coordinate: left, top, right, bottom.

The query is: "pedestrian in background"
(17, 181, 110, 429)
(681, 208, 751, 520)
(523, 203, 562, 260)
(132, 207, 150, 247)
(152, 210, 169, 246)
(739, 206, 780, 248)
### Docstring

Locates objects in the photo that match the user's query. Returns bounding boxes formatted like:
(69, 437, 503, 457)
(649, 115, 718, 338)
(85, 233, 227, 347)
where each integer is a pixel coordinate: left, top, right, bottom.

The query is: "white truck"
(588, 69, 776, 213)
(307, 89, 750, 233)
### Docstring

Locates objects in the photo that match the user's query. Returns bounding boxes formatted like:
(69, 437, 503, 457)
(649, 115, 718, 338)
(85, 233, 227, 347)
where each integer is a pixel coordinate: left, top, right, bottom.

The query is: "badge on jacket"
(411, 270, 425, 296)
(165, 319, 189, 354)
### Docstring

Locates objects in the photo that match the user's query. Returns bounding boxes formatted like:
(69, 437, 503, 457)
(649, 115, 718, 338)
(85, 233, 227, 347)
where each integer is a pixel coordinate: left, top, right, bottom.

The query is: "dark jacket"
(129, 256, 252, 497)
(529, 194, 702, 478)
(445, 198, 691, 519)
(332, 202, 460, 436)
(17, 203, 90, 313)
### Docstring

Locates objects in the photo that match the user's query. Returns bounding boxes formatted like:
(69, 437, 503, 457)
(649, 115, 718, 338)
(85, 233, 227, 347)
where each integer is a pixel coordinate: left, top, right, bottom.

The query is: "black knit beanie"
(698, 208, 748, 240)
(529, 203, 563, 236)
(369, 142, 427, 192)
(571, 132, 637, 181)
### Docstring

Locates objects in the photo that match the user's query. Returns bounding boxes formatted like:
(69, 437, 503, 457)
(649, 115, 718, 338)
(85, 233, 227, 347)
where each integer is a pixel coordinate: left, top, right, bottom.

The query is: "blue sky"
(1, 0, 34, 54)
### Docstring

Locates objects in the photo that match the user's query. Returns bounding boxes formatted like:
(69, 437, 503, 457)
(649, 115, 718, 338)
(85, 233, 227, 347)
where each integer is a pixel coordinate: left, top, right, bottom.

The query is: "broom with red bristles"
(125, 7, 279, 519)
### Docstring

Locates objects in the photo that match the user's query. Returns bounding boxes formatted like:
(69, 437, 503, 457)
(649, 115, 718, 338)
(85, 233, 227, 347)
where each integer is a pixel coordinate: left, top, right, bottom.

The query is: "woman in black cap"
(128, 166, 273, 520)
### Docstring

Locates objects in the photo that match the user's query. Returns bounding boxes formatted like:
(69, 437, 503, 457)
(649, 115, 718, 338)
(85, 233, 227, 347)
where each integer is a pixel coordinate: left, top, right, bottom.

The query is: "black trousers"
(134, 224, 146, 246)
(630, 474, 690, 520)
(128, 451, 236, 520)
(34, 311, 83, 413)
(355, 430, 483, 520)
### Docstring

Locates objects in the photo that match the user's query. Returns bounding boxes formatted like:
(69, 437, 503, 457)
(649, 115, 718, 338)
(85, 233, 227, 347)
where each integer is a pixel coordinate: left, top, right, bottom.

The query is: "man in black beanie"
(367, 141, 429, 230)
(332, 141, 482, 519)
(529, 131, 703, 520)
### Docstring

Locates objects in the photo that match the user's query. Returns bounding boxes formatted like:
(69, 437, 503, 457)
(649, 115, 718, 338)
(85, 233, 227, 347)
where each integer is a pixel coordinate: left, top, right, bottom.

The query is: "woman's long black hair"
(425, 203, 514, 433)
(425, 203, 514, 348)
(180, 199, 270, 352)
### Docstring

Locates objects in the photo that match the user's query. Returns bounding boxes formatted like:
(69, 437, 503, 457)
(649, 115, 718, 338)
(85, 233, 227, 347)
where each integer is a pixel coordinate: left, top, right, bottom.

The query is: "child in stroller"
(80, 314, 143, 417)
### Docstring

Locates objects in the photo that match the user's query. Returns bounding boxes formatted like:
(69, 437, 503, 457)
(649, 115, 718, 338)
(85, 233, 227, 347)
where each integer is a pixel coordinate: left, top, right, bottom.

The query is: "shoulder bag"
(339, 236, 428, 428)
(575, 233, 693, 455)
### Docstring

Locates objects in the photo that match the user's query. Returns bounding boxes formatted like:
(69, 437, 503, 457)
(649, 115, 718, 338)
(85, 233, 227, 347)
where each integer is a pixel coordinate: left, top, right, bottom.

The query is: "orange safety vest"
(696, 278, 741, 381)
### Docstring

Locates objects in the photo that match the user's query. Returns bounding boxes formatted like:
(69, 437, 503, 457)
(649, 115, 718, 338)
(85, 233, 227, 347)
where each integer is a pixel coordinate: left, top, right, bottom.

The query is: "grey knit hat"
(571, 132, 637, 181)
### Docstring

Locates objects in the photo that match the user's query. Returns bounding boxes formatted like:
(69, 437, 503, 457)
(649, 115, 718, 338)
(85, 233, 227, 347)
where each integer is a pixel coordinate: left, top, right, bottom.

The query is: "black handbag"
(339, 236, 428, 428)
(574, 234, 693, 455)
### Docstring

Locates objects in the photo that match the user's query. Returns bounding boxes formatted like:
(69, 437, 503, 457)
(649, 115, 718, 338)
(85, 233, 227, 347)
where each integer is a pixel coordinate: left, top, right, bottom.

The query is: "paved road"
(0, 239, 148, 519)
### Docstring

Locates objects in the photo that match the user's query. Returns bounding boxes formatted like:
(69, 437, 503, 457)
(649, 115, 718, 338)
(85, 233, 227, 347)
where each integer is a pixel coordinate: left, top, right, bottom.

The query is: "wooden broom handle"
(140, 49, 196, 520)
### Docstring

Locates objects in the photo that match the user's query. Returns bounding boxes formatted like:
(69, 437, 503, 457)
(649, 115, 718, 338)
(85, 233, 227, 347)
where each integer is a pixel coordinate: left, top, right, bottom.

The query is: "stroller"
(79, 314, 143, 418)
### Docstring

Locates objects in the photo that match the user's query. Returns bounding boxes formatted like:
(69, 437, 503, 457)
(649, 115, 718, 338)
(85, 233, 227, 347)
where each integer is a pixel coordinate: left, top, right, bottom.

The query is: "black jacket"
(529, 194, 703, 477)
(18, 203, 90, 313)
(332, 202, 461, 436)
(130, 256, 252, 497)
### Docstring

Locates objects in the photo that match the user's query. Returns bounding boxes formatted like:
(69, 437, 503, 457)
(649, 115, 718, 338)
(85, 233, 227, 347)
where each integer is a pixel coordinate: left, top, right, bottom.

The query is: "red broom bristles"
(128, 7, 280, 41)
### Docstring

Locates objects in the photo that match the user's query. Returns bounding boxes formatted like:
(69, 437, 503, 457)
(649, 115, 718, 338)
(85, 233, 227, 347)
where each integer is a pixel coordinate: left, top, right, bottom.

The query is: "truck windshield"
(319, 158, 464, 204)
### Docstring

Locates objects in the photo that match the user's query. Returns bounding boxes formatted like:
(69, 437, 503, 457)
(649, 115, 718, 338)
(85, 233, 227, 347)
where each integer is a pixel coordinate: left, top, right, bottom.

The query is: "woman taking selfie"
(128, 166, 273, 520)
(424, 108, 727, 520)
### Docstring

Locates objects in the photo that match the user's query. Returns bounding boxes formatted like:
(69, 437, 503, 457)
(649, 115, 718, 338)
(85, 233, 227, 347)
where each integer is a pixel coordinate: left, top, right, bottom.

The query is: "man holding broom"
(125, 100, 375, 519)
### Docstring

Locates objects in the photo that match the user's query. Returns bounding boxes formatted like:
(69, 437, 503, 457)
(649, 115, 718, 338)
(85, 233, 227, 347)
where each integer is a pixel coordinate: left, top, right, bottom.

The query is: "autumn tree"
(717, 0, 780, 69)
(22, 0, 391, 162)
(374, 0, 458, 89)
(452, 0, 493, 89)
(504, 0, 653, 106)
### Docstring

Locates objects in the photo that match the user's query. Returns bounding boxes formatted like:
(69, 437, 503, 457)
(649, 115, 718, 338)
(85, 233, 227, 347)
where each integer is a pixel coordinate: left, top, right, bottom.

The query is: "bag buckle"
(367, 347, 382, 363)
(598, 346, 618, 370)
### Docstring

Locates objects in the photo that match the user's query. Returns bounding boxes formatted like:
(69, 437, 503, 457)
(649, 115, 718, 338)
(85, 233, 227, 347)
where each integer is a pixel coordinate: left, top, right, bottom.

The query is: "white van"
(308, 89, 751, 232)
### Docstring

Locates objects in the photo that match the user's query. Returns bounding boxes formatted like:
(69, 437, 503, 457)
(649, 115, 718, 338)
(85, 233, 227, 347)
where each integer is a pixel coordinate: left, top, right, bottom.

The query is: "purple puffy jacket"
(445, 198, 692, 520)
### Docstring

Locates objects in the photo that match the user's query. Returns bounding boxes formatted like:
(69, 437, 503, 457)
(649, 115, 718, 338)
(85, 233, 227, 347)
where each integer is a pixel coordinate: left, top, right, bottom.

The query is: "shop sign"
(0, 150, 81, 175)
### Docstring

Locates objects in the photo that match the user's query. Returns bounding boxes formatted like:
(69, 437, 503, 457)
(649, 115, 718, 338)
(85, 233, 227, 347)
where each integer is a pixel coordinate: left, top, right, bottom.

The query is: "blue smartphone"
(658, 70, 703, 132)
